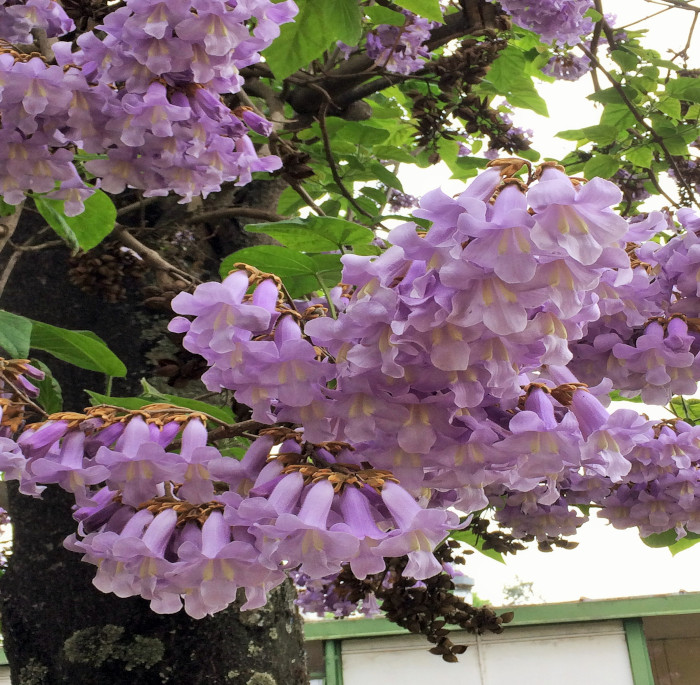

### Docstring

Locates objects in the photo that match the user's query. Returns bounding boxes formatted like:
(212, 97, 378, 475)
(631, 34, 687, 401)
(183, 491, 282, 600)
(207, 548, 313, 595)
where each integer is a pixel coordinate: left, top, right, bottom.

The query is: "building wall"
(340, 620, 635, 685)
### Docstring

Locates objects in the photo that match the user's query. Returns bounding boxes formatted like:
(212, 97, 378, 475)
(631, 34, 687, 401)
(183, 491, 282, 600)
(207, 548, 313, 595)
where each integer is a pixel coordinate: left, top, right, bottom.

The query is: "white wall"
(341, 621, 634, 685)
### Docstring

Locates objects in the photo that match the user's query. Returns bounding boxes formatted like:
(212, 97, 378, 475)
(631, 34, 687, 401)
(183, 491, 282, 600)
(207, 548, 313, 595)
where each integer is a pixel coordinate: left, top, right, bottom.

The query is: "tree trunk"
(0, 185, 309, 685)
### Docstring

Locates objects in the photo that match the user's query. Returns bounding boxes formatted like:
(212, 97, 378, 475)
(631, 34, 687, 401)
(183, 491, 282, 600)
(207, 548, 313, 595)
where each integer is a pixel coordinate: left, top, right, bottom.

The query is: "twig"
(618, 6, 672, 29)
(671, 10, 698, 65)
(6, 239, 63, 252)
(286, 178, 326, 216)
(647, 169, 681, 208)
(649, 0, 700, 12)
(208, 419, 271, 441)
(113, 225, 194, 282)
(318, 101, 374, 219)
(0, 249, 22, 300)
(116, 196, 162, 218)
(588, 0, 604, 93)
(580, 45, 700, 210)
(178, 207, 286, 225)
(0, 203, 24, 256)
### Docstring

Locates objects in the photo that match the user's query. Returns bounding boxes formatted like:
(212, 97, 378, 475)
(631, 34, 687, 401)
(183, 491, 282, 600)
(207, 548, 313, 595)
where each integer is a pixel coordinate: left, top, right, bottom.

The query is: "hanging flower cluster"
(0, 0, 297, 212)
(499, 0, 594, 46)
(7, 159, 700, 618)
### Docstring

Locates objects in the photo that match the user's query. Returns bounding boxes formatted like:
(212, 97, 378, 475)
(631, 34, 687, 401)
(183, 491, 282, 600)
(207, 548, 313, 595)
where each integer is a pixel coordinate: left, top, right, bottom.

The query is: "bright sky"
(401, 0, 700, 606)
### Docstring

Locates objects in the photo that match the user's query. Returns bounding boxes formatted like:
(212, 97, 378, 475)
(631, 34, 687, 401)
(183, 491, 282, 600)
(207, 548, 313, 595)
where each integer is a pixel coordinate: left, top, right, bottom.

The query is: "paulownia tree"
(0, 0, 699, 683)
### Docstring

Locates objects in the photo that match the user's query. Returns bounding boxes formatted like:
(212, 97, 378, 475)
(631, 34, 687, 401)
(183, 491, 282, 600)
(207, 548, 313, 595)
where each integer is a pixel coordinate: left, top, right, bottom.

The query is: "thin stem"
(318, 101, 374, 219)
(104, 375, 113, 397)
(315, 275, 337, 320)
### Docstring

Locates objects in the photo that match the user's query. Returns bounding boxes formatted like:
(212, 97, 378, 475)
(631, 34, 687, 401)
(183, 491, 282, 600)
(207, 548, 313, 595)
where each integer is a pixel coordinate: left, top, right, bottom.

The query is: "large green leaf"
(263, 0, 362, 80)
(245, 216, 374, 252)
(394, 0, 443, 21)
(85, 391, 151, 411)
(481, 45, 548, 117)
(33, 189, 116, 252)
(0, 309, 32, 358)
(88, 384, 236, 424)
(139, 381, 236, 423)
(364, 5, 406, 26)
(369, 162, 403, 191)
(584, 154, 619, 180)
(220, 245, 343, 297)
(30, 321, 127, 377)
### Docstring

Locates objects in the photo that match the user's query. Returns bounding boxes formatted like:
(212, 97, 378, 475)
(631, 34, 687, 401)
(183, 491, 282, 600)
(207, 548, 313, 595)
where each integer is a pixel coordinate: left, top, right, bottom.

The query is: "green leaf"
(580, 124, 619, 146)
(310, 253, 343, 288)
(666, 77, 700, 103)
(0, 198, 17, 217)
(393, 0, 443, 21)
(609, 390, 643, 403)
(29, 321, 127, 377)
(86, 391, 151, 411)
(263, 0, 363, 80)
(244, 216, 374, 252)
(34, 195, 80, 251)
(508, 88, 549, 117)
(656, 97, 681, 119)
(482, 46, 548, 116)
(600, 103, 637, 130)
(611, 49, 638, 73)
(0, 309, 32, 358)
(369, 162, 403, 191)
(449, 529, 505, 564)
(625, 145, 654, 169)
(220, 245, 338, 297)
(641, 530, 678, 548)
(670, 397, 700, 423)
(670, 535, 700, 556)
(364, 5, 406, 26)
(69, 189, 117, 251)
(139, 380, 237, 424)
(584, 154, 619, 180)
(33, 189, 116, 252)
(30, 359, 63, 414)
(557, 128, 586, 142)
(585, 7, 603, 21)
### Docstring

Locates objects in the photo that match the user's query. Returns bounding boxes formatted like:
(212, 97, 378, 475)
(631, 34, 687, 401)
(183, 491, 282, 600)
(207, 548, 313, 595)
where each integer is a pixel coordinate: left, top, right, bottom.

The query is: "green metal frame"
(623, 618, 655, 685)
(304, 592, 700, 685)
(304, 592, 700, 641)
(324, 639, 343, 685)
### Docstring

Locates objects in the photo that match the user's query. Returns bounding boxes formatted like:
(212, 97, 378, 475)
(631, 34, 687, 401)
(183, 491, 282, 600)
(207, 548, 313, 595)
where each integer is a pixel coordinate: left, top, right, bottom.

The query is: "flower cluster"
(499, 0, 594, 46)
(12, 159, 700, 615)
(0, 0, 73, 44)
(4, 404, 459, 617)
(0, 0, 297, 210)
(542, 51, 591, 81)
(166, 160, 700, 549)
(364, 11, 434, 74)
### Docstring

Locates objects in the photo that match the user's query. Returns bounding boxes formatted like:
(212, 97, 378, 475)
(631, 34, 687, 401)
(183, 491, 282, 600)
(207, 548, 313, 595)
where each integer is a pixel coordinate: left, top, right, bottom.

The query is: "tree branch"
(113, 225, 195, 283)
(580, 45, 700, 209)
(178, 207, 287, 224)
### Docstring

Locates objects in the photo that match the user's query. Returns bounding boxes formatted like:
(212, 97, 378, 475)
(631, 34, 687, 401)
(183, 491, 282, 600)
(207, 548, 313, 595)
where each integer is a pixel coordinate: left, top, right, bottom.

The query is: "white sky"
(402, 0, 700, 605)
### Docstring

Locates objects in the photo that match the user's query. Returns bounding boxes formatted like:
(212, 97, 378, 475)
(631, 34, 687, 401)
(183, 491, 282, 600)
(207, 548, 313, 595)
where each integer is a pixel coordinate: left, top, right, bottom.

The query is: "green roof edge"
(304, 592, 700, 641)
